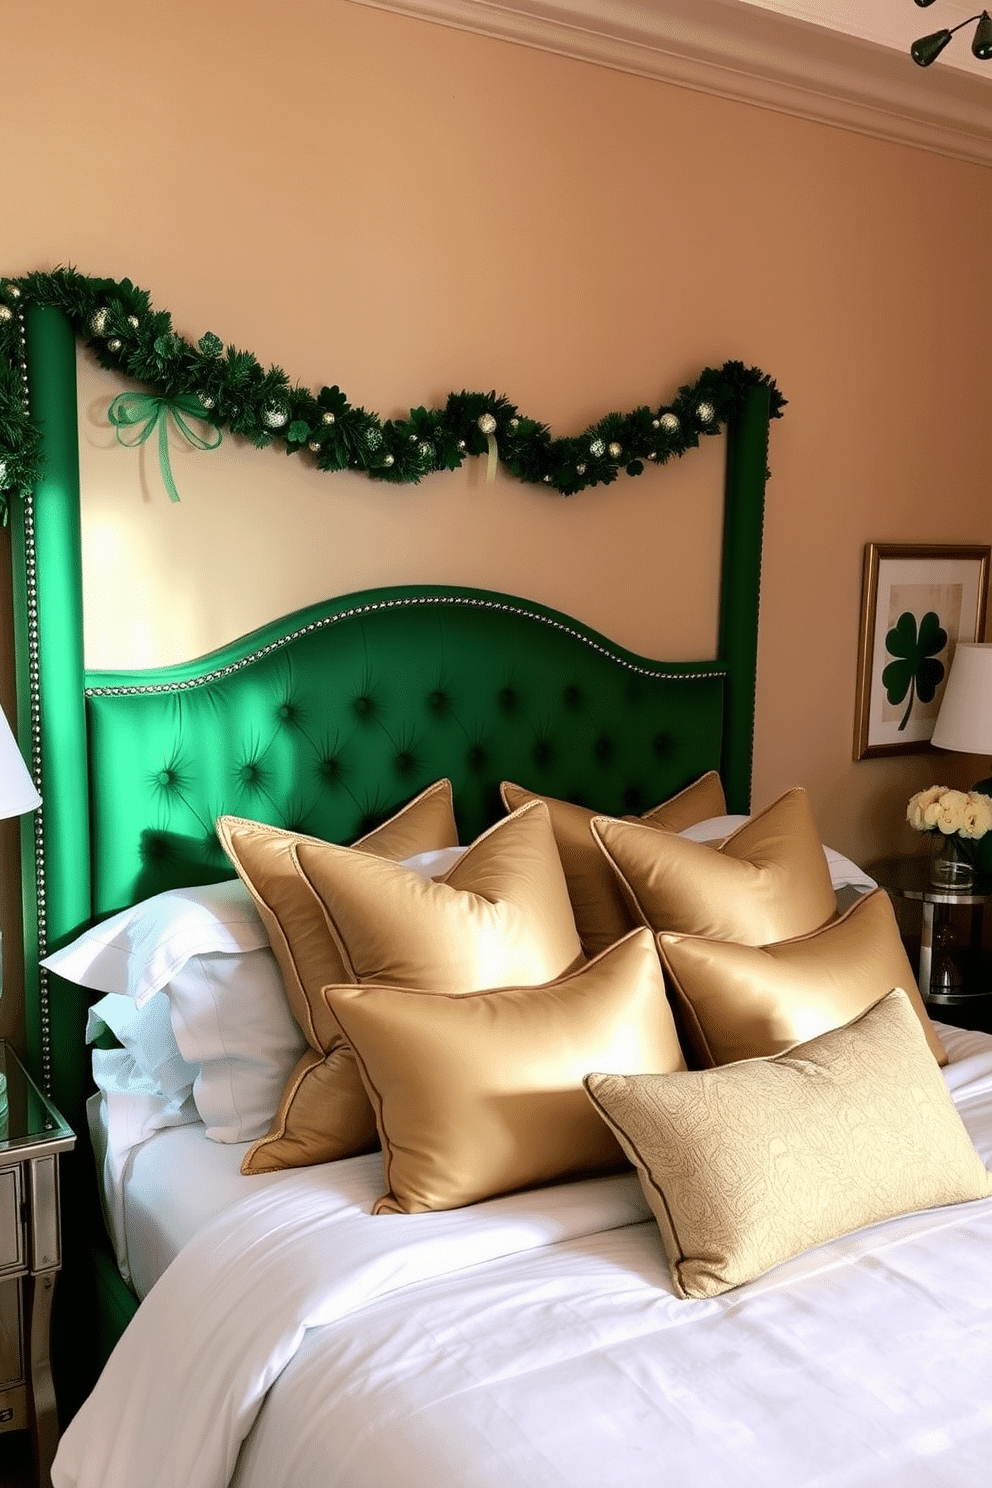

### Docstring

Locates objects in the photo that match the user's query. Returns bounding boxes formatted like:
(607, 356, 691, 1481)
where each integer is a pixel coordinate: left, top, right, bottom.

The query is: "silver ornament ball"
(263, 406, 289, 429)
(90, 308, 109, 336)
(696, 401, 716, 424)
(322, 411, 336, 425)
(608, 442, 622, 459)
(478, 413, 497, 436)
(659, 413, 680, 434)
(107, 338, 122, 352)
(590, 439, 606, 458)
(0, 306, 12, 322)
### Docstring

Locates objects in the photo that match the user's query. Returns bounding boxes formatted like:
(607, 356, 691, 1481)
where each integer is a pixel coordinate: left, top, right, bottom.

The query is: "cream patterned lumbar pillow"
(500, 771, 727, 956)
(590, 787, 837, 946)
(585, 989, 991, 1300)
(217, 778, 459, 1174)
(325, 928, 685, 1214)
(656, 886, 947, 1068)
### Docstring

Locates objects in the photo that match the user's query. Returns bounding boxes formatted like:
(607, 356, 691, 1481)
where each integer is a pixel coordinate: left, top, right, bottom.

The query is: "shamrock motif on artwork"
(881, 610, 947, 730)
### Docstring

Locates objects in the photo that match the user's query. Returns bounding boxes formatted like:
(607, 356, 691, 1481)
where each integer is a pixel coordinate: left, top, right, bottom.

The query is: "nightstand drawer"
(0, 1168, 24, 1274)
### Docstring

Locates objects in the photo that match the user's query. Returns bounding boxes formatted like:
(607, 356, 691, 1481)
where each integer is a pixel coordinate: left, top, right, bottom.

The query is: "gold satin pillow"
(216, 778, 459, 1175)
(591, 787, 837, 946)
(585, 989, 991, 1299)
(292, 798, 582, 991)
(325, 928, 686, 1214)
(500, 772, 727, 956)
(656, 887, 948, 1067)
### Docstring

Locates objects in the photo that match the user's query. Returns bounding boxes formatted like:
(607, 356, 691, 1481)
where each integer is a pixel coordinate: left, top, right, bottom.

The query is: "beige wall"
(2, 0, 992, 1037)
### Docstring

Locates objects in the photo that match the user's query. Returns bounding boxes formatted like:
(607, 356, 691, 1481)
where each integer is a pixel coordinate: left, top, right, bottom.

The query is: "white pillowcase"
(87, 991, 198, 1101)
(401, 845, 466, 877)
(45, 880, 300, 1143)
(42, 879, 271, 1006)
(164, 948, 306, 1142)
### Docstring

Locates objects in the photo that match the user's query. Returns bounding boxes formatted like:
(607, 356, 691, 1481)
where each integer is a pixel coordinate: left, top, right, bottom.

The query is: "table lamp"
(930, 641, 992, 879)
(0, 704, 41, 821)
(0, 701, 41, 1027)
(930, 642, 992, 795)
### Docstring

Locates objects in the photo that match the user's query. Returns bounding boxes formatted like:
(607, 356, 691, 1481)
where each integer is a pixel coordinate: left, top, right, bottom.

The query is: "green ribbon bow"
(107, 392, 222, 502)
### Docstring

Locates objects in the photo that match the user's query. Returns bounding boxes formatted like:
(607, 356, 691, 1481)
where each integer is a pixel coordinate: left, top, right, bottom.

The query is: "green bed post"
(11, 304, 91, 1111)
(718, 383, 771, 816)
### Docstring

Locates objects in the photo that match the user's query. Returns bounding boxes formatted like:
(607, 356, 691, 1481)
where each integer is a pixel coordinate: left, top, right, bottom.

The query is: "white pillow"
(87, 992, 198, 1102)
(82, 946, 306, 1144)
(401, 845, 466, 877)
(164, 948, 306, 1142)
(679, 816, 877, 897)
(42, 879, 270, 1006)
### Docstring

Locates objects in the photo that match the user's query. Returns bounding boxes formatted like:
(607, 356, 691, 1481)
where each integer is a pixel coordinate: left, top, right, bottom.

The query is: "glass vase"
(928, 831, 974, 889)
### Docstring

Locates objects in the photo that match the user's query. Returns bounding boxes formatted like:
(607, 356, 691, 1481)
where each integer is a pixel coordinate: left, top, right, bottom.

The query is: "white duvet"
(54, 1024, 992, 1488)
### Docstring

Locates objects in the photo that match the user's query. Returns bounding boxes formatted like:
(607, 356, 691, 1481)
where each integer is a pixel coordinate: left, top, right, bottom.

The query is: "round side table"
(868, 854, 992, 1025)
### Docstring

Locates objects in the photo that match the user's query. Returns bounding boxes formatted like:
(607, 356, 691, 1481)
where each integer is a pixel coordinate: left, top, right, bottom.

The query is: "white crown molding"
(345, 0, 992, 168)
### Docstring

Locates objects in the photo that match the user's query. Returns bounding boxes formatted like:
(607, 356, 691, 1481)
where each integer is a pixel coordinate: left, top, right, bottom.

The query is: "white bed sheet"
(60, 1019, 992, 1488)
(105, 1118, 286, 1299)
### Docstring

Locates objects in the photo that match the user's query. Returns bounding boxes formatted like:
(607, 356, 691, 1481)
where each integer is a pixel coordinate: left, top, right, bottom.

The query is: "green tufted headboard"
(83, 591, 729, 915)
(9, 303, 771, 1398)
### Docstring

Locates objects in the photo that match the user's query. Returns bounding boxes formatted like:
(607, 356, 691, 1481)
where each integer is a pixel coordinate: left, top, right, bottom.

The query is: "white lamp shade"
(930, 642, 992, 755)
(0, 705, 41, 819)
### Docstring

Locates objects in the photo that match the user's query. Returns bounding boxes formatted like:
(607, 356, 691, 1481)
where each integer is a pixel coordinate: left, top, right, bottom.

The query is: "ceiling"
(744, 1, 991, 78)
(348, 0, 992, 166)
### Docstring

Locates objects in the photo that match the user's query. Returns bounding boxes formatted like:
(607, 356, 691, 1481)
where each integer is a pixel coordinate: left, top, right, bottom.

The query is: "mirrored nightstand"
(0, 1041, 75, 1488)
(868, 855, 992, 1033)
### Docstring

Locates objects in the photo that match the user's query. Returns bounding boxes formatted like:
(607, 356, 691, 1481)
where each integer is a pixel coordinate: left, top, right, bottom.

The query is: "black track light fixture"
(911, 6, 992, 66)
(974, 9, 992, 56)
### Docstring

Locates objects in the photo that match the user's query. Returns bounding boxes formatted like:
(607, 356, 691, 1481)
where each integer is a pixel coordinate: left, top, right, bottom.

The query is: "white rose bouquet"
(907, 785, 992, 840)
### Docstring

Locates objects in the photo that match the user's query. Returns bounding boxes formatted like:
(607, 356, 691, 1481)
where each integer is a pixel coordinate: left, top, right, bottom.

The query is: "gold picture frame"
(854, 543, 990, 761)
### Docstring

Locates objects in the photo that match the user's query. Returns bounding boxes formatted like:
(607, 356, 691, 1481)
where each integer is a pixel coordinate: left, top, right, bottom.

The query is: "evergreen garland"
(0, 268, 785, 523)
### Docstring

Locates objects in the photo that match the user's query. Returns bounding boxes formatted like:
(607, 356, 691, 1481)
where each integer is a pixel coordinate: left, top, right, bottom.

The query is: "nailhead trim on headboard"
(85, 597, 724, 698)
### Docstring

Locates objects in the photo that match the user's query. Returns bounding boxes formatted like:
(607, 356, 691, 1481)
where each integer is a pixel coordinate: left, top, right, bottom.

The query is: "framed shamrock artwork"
(854, 543, 990, 760)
